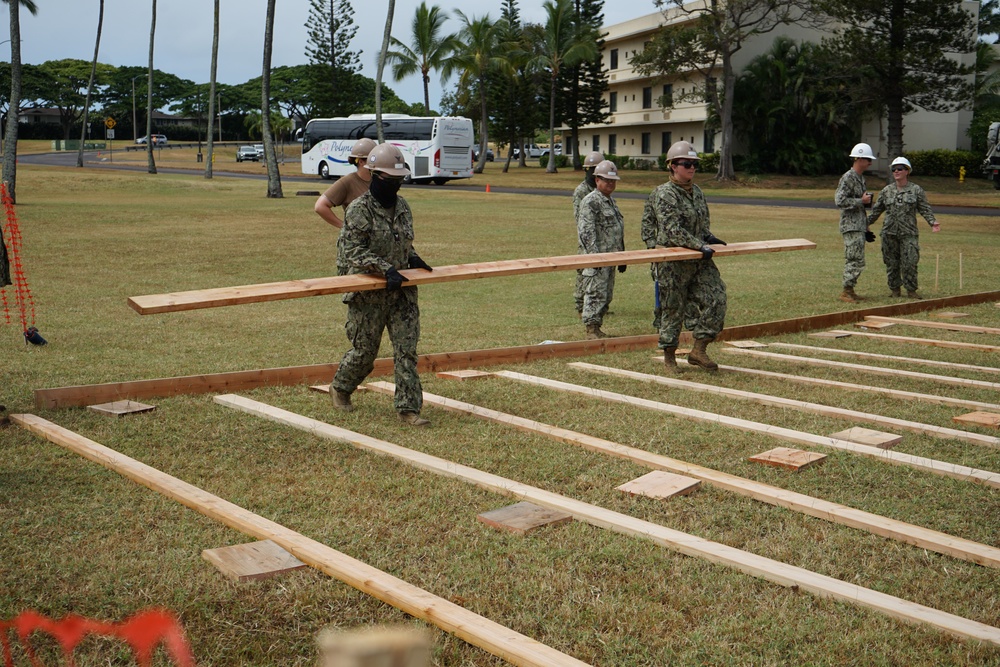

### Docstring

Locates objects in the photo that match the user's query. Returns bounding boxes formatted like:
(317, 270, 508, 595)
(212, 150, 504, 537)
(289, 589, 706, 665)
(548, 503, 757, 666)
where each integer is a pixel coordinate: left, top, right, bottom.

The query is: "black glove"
(865, 230, 876, 243)
(705, 233, 727, 246)
(385, 267, 408, 291)
(617, 265, 627, 273)
(409, 253, 433, 271)
(700, 245, 715, 260)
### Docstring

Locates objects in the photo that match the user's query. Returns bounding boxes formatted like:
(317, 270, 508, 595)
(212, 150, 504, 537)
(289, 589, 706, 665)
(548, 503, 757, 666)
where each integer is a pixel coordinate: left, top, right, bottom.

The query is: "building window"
(642, 87, 652, 109)
(593, 135, 600, 153)
(609, 92, 617, 113)
(661, 132, 672, 154)
(704, 132, 715, 153)
(662, 84, 673, 106)
(610, 49, 618, 70)
(608, 134, 617, 155)
(641, 132, 651, 154)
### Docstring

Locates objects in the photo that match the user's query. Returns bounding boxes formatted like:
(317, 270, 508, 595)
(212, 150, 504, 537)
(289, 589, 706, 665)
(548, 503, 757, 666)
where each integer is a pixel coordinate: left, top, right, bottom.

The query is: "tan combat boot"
(663, 347, 680, 375)
(890, 287, 901, 297)
(585, 323, 608, 339)
(398, 412, 430, 427)
(330, 389, 354, 412)
(838, 287, 861, 303)
(688, 338, 719, 372)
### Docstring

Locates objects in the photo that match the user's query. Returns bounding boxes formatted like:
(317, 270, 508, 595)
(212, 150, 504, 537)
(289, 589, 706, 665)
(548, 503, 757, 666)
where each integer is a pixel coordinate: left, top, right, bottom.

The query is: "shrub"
(906, 149, 984, 179)
(698, 152, 720, 173)
(539, 154, 570, 169)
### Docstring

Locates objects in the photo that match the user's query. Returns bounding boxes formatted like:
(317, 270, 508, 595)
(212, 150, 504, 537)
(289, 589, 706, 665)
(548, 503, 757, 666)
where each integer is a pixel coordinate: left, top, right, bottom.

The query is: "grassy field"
(1, 163, 1000, 666)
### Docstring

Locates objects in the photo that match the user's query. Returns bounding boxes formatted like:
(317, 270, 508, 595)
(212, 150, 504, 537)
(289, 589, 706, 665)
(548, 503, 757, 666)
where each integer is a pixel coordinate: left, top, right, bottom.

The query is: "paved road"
(20, 150, 998, 217)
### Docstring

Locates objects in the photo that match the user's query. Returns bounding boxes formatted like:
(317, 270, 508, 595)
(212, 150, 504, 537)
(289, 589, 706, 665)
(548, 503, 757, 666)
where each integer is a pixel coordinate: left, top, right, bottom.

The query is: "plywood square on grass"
(952, 411, 1000, 429)
(477, 501, 572, 534)
(725, 340, 768, 348)
(616, 471, 701, 499)
(202, 539, 308, 582)
(749, 447, 827, 471)
(830, 427, 902, 449)
(855, 320, 897, 330)
(809, 331, 852, 339)
(87, 400, 156, 417)
(931, 311, 970, 319)
(435, 369, 493, 380)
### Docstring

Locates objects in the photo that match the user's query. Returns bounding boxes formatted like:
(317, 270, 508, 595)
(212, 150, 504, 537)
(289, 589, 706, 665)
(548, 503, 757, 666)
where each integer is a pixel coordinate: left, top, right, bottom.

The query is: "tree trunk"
(262, 0, 282, 198)
(885, 0, 906, 163)
(78, 0, 104, 168)
(206, 0, 219, 179)
(146, 0, 157, 175)
(474, 81, 487, 174)
(546, 72, 558, 174)
(3, 0, 23, 203)
(716, 53, 736, 181)
(375, 0, 395, 143)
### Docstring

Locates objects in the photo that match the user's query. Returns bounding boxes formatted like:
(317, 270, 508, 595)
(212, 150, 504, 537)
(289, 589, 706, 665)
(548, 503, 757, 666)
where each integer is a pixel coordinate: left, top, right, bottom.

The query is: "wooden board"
(829, 427, 902, 450)
(724, 340, 768, 348)
(749, 447, 827, 471)
(203, 399, 1000, 646)
(477, 502, 572, 534)
(435, 370, 494, 380)
(865, 316, 1000, 335)
(87, 400, 156, 417)
(9, 414, 591, 667)
(616, 471, 700, 499)
(364, 381, 1000, 569)
(128, 240, 817, 315)
(770, 343, 1000, 377)
(829, 329, 1000, 353)
(201, 539, 308, 581)
(809, 331, 852, 339)
(931, 312, 969, 319)
(854, 320, 897, 330)
(317, 626, 429, 667)
(953, 412, 1000, 429)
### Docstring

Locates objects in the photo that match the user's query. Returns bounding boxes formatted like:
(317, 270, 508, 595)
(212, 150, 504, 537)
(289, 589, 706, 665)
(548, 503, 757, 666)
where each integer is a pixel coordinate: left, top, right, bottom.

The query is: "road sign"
(105, 117, 116, 129)
(106, 129, 115, 139)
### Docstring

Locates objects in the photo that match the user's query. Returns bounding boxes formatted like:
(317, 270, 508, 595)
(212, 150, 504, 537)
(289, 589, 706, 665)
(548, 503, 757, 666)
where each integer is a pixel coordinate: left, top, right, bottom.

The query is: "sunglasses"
(673, 160, 698, 169)
(891, 166, 908, 172)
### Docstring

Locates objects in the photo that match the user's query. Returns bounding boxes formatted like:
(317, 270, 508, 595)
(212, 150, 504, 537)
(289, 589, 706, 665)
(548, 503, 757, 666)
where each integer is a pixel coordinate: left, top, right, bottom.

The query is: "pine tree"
(304, 0, 362, 117)
(556, 0, 608, 169)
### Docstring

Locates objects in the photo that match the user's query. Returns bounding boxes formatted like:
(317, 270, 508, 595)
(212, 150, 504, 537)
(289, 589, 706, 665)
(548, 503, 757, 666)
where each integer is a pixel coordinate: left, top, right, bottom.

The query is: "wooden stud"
(865, 316, 1000, 335)
(931, 312, 970, 319)
(87, 400, 156, 417)
(477, 502, 573, 534)
(201, 539, 308, 582)
(749, 447, 827, 471)
(435, 370, 494, 380)
(829, 427, 902, 450)
(316, 626, 430, 667)
(770, 343, 1000, 377)
(809, 331, 852, 339)
(724, 340, 768, 348)
(953, 412, 1000, 429)
(616, 471, 701, 499)
(830, 329, 1000, 353)
(854, 320, 897, 330)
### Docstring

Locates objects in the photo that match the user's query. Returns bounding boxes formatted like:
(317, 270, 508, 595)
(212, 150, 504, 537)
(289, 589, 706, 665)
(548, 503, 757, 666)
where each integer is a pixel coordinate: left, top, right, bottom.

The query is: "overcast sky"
(5, 0, 660, 111)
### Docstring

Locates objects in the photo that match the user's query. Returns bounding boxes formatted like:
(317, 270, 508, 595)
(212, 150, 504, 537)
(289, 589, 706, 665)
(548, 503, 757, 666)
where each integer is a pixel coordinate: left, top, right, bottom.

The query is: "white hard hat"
(890, 156, 912, 172)
(593, 160, 620, 181)
(849, 143, 876, 160)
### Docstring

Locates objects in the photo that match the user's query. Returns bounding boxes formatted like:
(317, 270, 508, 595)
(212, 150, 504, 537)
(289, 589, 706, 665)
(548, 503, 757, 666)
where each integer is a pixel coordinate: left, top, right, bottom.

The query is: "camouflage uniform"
(577, 188, 624, 327)
(867, 182, 937, 293)
(332, 191, 423, 414)
(572, 179, 596, 313)
(646, 181, 727, 349)
(835, 168, 870, 289)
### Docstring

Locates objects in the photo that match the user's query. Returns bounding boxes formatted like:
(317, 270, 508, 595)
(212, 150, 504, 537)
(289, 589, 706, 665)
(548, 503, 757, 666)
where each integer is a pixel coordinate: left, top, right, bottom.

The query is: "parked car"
(513, 144, 545, 159)
(236, 145, 259, 162)
(474, 147, 494, 162)
(254, 144, 265, 159)
(135, 134, 167, 146)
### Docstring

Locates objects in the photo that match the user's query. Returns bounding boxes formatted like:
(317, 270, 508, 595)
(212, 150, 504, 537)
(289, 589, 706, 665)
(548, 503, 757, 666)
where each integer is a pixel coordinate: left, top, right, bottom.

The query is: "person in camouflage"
(577, 160, 625, 339)
(572, 151, 604, 314)
(867, 156, 940, 299)
(330, 144, 434, 427)
(646, 141, 727, 373)
(836, 143, 877, 302)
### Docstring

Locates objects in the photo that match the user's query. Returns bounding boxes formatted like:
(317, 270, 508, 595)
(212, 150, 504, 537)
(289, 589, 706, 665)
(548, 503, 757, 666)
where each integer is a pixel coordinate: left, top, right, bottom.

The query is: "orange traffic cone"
(486, 184, 491, 193)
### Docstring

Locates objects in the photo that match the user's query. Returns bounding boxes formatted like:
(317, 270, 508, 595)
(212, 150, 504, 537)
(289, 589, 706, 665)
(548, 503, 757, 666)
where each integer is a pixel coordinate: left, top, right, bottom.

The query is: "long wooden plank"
(127, 240, 816, 315)
(210, 395, 1000, 647)
(364, 381, 1000, 569)
(865, 316, 1000, 335)
(494, 371, 1000, 489)
(9, 414, 591, 667)
(726, 348, 1000, 391)
(571, 362, 1000, 449)
(770, 343, 1000, 377)
(828, 330, 1000, 353)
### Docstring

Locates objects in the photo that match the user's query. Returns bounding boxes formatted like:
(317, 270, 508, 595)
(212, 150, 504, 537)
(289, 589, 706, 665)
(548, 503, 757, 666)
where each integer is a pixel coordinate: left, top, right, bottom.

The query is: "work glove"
(617, 265, 627, 273)
(385, 268, 409, 291)
(699, 246, 715, 260)
(409, 254, 433, 272)
(705, 233, 727, 246)
(865, 230, 876, 243)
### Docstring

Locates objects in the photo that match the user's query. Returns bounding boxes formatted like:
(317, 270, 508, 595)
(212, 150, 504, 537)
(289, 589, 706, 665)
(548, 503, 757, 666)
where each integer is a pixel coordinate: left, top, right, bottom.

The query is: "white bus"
(300, 114, 475, 184)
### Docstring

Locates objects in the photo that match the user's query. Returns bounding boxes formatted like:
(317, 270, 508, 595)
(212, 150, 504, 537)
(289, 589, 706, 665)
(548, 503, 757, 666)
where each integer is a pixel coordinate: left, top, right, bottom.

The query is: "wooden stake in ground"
(936, 254, 940, 291)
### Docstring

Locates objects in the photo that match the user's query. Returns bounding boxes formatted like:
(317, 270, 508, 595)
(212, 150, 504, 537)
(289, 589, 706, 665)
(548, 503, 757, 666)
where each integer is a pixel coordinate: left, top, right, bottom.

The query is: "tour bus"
(300, 114, 475, 184)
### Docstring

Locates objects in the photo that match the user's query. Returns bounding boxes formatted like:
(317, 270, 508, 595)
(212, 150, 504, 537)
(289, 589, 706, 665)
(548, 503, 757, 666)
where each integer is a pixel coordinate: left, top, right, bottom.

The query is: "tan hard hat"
(583, 151, 604, 168)
(350, 137, 377, 160)
(366, 143, 410, 176)
(593, 160, 620, 181)
(666, 141, 699, 162)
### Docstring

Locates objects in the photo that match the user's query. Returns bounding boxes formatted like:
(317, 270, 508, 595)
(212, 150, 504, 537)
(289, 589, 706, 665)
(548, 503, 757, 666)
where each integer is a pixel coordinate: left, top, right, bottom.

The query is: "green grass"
(1, 165, 1000, 666)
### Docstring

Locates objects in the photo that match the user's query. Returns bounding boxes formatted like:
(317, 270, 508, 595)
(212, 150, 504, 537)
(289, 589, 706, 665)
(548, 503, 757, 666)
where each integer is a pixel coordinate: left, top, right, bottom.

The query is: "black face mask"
(585, 170, 597, 188)
(370, 175, 402, 208)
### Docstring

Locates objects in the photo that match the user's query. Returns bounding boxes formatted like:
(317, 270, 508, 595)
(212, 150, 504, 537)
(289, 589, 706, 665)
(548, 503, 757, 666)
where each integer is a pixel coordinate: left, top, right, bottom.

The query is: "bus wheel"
(433, 178, 447, 186)
(319, 162, 330, 180)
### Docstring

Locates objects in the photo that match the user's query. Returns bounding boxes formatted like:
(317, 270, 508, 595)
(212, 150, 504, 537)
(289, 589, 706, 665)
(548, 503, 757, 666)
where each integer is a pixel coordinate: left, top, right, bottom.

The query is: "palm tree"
(529, 0, 597, 173)
(443, 11, 508, 173)
(375, 0, 395, 141)
(205, 0, 219, 179)
(384, 2, 457, 114)
(145, 0, 157, 174)
(77, 0, 104, 168)
(261, 0, 282, 197)
(2, 0, 40, 204)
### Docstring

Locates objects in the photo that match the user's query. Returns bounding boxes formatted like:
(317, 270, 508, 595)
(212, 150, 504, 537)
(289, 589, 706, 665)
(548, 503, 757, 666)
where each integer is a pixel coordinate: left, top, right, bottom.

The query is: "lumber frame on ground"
(127, 240, 815, 315)
(865, 316, 1000, 335)
(770, 343, 1000, 376)
(9, 414, 591, 667)
(494, 371, 1000, 490)
(211, 394, 1000, 647)
(828, 329, 1000, 352)
(35, 290, 1000, 409)
(572, 362, 1000, 449)
(365, 381, 1000, 569)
